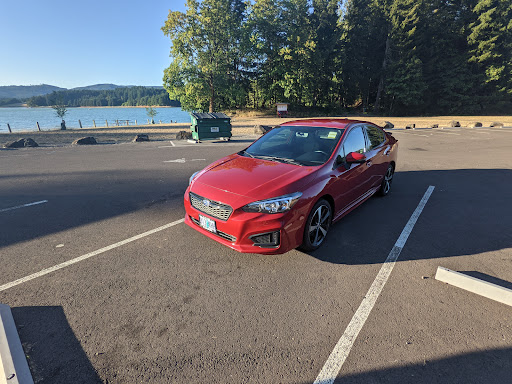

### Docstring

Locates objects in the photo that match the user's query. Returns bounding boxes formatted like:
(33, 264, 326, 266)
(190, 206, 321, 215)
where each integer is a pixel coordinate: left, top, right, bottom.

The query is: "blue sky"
(0, 0, 187, 88)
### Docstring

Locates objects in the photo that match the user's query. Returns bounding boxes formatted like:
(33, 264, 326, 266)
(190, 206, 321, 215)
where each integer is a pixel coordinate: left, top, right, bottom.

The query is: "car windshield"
(242, 126, 344, 166)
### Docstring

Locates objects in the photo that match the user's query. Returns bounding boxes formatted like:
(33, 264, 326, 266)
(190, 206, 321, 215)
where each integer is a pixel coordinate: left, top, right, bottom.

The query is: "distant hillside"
(0, 84, 165, 99)
(0, 84, 66, 99)
(71, 84, 126, 91)
(26, 86, 180, 107)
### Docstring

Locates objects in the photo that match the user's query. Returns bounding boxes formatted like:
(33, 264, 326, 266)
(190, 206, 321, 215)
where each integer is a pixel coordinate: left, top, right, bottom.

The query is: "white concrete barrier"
(435, 267, 512, 307)
(0, 304, 34, 384)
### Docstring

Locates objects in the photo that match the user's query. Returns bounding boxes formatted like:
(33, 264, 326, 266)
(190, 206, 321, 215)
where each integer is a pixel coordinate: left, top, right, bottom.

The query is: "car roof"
(279, 118, 378, 130)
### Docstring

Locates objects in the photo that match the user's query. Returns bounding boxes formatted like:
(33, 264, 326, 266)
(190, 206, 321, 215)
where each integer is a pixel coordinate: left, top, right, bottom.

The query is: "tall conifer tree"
(468, 0, 512, 110)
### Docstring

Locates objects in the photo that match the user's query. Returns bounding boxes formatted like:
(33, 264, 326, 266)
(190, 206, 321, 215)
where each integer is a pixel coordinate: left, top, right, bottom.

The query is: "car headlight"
(242, 192, 302, 214)
(189, 171, 200, 185)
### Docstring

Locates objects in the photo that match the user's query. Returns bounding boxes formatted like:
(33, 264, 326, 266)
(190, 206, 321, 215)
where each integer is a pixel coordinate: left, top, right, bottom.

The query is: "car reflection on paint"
(184, 118, 398, 254)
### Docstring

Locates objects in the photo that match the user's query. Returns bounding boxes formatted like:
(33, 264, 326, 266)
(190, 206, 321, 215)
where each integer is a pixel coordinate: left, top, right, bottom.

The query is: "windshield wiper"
(238, 150, 255, 158)
(254, 155, 303, 166)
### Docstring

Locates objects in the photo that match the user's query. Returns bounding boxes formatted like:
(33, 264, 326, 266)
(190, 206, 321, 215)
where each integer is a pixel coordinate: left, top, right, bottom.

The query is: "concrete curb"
(435, 267, 512, 307)
(0, 304, 34, 384)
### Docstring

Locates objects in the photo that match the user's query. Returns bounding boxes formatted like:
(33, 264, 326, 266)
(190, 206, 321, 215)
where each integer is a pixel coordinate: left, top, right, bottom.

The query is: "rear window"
(366, 125, 385, 149)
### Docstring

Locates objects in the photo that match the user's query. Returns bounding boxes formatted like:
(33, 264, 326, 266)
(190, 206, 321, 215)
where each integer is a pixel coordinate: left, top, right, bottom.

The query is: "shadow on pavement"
(1, 168, 511, 265)
(0, 169, 189, 248)
(11, 306, 102, 384)
(329, 347, 512, 384)
(461, 271, 512, 290)
(309, 169, 512, 265)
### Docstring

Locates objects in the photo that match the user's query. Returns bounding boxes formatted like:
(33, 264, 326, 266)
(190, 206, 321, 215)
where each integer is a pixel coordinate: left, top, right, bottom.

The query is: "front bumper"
(183, 190, 307, 254)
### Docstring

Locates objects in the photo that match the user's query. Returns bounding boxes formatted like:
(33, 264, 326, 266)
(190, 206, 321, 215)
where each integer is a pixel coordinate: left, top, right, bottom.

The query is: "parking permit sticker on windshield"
(296, 132, 309, 137)
(327, 131, 337, 139)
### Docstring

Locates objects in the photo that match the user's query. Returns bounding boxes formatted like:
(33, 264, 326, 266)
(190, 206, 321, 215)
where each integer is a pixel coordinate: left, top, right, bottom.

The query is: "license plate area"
(199, 214, 217, 233)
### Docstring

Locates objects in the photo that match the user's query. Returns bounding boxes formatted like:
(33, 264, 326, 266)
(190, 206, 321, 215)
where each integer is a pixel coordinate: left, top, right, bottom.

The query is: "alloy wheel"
(308, 203, 331, 247)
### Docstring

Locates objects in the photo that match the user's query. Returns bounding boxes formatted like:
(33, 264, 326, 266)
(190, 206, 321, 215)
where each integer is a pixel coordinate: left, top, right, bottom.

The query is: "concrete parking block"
(435, 267, 512, 307)
(0, 304, 34, 384)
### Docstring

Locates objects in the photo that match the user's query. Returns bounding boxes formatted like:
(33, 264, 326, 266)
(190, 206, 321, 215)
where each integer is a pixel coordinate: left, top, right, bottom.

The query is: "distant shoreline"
(0, 105, 178, 109)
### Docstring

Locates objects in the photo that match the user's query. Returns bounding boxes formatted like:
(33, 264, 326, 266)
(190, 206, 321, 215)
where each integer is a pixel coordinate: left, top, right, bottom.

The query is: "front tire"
(379, 164, 394, 196)
(299, 199, 332, 252)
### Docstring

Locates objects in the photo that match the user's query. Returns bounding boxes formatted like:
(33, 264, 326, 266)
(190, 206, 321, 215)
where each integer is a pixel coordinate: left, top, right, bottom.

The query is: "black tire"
(378, 164, 394, 196)
(299, 199, 332, 252)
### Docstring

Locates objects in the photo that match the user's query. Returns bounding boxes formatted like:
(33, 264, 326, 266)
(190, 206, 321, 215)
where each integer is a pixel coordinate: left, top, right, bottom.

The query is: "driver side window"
(341, 126, 366, 159)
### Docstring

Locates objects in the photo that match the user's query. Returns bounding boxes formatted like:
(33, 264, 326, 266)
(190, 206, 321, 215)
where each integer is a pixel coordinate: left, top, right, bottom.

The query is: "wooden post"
(106, 120, 109, 127)
(116, 119, 119, 126)
(93, 120, 96, 127)
(7, 123, 12, 133)
(36, 122, 41, 131)
(79, 120, 82, 128)
(127, 120, 129, 126)
(135, 119, 137, 125)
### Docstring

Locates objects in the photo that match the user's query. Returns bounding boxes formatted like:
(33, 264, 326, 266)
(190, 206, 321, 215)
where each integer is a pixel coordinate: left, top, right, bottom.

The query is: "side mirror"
(346, 152, 366, 163)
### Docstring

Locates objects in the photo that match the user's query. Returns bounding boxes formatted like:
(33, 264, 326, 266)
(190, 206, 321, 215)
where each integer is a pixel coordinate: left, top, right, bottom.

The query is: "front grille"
(189, 192, 233, 221)
(190, 216, 237, 243)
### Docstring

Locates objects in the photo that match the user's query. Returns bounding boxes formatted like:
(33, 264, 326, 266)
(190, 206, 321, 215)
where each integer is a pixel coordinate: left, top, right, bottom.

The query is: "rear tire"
(378, 164, 394, 196)
(299, 199, 332, 252)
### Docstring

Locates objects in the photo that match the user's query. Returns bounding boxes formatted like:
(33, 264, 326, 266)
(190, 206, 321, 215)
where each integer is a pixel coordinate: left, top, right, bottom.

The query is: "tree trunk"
(374, 35, 391, 111)
(209, 76, 215, 113)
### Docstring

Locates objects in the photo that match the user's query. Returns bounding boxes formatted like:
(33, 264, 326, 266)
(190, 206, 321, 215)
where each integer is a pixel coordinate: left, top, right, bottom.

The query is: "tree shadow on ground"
(309, 169, 512, 265)
(327, 347, 512, 384)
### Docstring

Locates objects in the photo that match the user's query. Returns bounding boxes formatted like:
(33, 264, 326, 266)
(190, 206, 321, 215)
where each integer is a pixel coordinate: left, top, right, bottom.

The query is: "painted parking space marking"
(0, 200, 48, 214)
(163, 158, 206, 163)
(435, 130, 460, 135)
(314, 186, 435, 384)
(393, 132, 430, 137)
(159, 141, 176, 148)
(0, 218, 185, 292)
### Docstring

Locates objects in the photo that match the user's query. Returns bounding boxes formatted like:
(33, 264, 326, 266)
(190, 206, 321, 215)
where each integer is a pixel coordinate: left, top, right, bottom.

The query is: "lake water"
(0, 107, 192, 132)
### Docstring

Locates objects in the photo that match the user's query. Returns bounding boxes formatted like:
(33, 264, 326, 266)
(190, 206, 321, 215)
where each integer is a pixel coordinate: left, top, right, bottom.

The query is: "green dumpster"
(190, 112, 232, 142)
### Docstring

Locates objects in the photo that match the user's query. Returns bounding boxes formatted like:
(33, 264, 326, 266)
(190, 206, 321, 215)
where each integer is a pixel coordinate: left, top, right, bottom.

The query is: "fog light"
(250, 231, 280, 248)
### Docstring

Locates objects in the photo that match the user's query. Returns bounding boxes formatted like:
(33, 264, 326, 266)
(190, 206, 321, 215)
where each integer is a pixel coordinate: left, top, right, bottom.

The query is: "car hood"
(193, 154, 317, 199)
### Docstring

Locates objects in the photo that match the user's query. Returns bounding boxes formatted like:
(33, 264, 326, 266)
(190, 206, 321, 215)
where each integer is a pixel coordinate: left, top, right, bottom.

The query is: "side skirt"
(332, 186, 380, 223)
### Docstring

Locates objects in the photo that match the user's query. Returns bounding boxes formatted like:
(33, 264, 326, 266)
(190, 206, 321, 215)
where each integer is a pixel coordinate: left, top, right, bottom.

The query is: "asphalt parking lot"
(1, 126, 511, 383)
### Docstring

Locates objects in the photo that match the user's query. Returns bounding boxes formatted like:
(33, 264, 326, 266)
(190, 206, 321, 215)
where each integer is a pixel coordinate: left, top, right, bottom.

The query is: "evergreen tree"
(308, 0, 341, 107)
(468, 0, 512, 111)
(386, 0, 427, 114)
(338, 0, 389, 110)
(248, 0, 287, 108)
(277, 0, 316, 106)
(421, 0, 477, 114)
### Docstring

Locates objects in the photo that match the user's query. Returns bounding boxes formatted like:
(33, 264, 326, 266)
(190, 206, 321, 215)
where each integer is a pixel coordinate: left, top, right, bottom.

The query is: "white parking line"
(159, 141, 176, 148)
(0, 218, 185, 292)
(0, 200, 48, 213)
(394, 132, 430, 137)
(435, 131, 460, 135)
(314, 186, 435, 384)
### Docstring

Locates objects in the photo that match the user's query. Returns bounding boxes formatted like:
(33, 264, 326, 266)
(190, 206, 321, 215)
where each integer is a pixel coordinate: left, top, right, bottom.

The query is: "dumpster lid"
(190, 112, 230, 120)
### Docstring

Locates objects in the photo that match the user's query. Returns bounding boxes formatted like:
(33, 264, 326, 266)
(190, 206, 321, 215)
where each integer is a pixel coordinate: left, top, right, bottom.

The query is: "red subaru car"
(184, 118, 398, 254)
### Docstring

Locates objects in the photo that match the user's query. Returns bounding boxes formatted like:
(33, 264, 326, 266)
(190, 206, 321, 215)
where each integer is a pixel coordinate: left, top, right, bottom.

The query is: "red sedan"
(184, 118, 398, 254)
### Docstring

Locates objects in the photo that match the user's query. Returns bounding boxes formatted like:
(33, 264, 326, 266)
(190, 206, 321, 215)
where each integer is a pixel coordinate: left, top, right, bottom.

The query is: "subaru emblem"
(203, 199, 211, 207)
